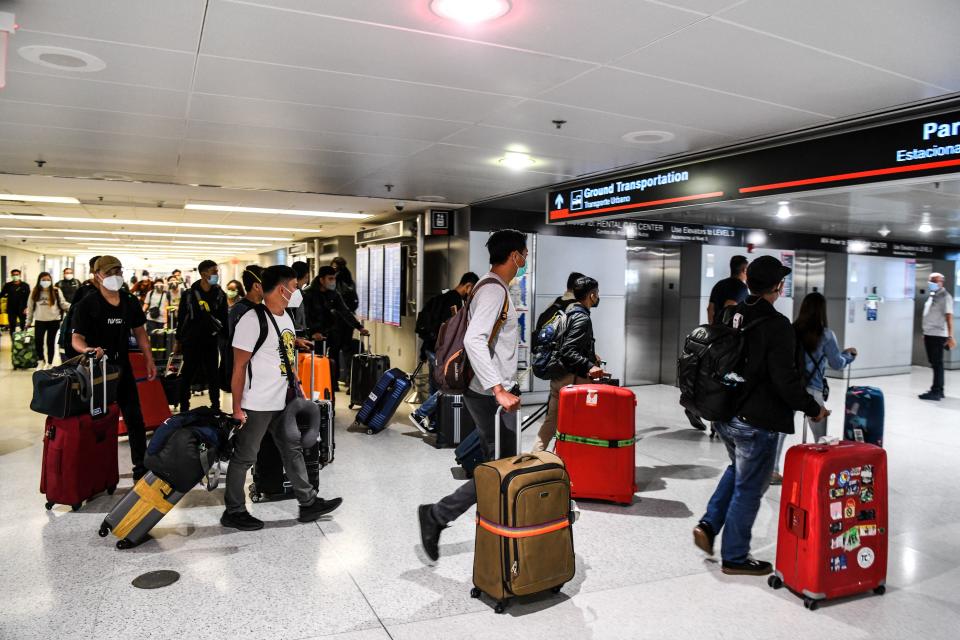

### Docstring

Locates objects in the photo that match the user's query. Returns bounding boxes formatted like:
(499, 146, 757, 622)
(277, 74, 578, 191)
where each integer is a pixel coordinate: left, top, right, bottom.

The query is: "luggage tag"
(585, 389, 599, 407)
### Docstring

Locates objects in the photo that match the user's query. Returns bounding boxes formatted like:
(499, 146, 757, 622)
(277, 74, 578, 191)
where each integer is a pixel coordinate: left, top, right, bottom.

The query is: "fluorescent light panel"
(2, 214, 318, 233)
(0, 227, 290, 241)
(185, 203, 370, 219)
(0, 194, 80, 204)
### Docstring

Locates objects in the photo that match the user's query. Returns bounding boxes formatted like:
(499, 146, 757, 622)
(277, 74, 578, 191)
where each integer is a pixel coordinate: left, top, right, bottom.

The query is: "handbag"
(30, 353, 120, 418)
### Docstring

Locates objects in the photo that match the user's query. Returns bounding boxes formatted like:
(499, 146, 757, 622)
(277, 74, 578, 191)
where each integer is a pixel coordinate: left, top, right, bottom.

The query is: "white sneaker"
(36, 362, 44, 371)
(409, 413, 431, 435)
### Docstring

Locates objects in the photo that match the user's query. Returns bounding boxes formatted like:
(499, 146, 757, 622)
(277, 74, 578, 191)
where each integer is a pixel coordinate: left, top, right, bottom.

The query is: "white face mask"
(102, 275, 124, 292)
(40, 280, 52, 288)
(283, 286, 303, 308)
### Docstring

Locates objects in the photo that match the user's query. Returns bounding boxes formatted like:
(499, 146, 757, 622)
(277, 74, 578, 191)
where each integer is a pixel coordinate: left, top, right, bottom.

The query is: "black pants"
(179, 342, 220, 411)
(6, 311, 26, 335)
(116, 363, 147, 476)
(924, 335, 947, 393)
(34, 320, 60, 364)
(320, 336, 343, 392)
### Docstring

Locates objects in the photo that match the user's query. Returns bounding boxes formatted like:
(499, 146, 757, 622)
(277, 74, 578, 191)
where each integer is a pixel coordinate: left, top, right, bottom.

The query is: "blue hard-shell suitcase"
(355, 368, 412, 434)
(844, 385, 884, 447)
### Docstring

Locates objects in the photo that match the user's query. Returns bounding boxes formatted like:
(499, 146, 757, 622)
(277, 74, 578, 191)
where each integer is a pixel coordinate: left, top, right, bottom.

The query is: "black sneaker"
(919, 391, 944, 401)
(221, 510, 264, 531)
(298, 497, 343, 523)
(418, 504, 446, 561)
(409, 413, 431, 435)
(685, 409, 707, 431)
(722, 558, 773, 576)
(693, 521, 716, 555)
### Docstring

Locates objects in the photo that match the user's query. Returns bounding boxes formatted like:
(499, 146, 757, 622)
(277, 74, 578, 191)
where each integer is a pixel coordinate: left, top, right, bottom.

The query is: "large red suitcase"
(769, 440, 888, 609)
(41, 405, 120, 511)
(554, 384, 637, 505)
(119, 352, 169, 435)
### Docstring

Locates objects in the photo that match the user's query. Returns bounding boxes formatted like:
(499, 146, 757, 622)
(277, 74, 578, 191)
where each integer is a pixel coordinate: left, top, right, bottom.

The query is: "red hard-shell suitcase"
(41, 405, 120, 511)
(119, 352, 170, 434)
(769, 440, 888, 609)
(554, 384, 637, 505)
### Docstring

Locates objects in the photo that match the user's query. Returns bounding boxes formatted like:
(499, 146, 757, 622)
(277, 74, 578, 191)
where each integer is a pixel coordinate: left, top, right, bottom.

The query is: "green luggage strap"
(556, 432, 636, 448)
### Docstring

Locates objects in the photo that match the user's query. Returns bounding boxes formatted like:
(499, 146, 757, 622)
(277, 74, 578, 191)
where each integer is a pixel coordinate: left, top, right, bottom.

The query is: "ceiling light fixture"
(918, 221, 933, 233)
(2, 214, 318, 234)
(776, 202, 791, 220)
(430, 0, 511, 24)
(18, 45, 106, 72)
(848, 240, 869, 254)
(184, 204, 370, 219)
(498, 151, 536, 171)
(0, 227, 290, 242)
(878, 226, 891, 237)
(621, 130, 675, 145)
(0, 194, 80, 204)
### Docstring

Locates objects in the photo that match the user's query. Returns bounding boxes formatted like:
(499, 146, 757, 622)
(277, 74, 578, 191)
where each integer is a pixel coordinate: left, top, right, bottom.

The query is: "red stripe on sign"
(739, 158, 960, 194)
(549, 191, 724, 221)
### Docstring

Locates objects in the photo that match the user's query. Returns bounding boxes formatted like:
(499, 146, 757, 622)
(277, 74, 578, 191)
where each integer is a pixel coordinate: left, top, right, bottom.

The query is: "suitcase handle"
(494, 404, 522, 460)
(85, 352, 109, 416)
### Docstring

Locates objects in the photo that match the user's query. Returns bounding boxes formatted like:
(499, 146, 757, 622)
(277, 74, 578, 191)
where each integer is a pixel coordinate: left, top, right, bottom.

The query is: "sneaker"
(418, 504, 447, 561)
(770, 472, 783, 486)
(220, 510, 264, 531)
(693, 521, 716, 556)
(722, 558, 773, 576)
(918, 391, 944, 401)
(298, 497, 343, 523)
(35, 362, 44, 371)
(409, 413, 431, 435)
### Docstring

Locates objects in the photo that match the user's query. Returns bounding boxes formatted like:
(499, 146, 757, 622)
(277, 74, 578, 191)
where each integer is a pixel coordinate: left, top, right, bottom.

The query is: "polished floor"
(2, 344, 959, 640)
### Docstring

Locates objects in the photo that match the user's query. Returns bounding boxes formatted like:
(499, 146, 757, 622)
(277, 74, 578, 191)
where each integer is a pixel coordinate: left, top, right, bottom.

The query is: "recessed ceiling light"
(417, 195, 447, 202)
(0, 194, 80, 204)
(18, 45, 106, 72)
(776, 203, 791, 220)
(621, 130, 675, 145)
(919, 222, 933, 233)
(2, 213, 318, 234)
(430, 0, 511, 24)
(498, 151, 536, 171)
(878, 226, 891, 237)
(184, 204, 370, 219)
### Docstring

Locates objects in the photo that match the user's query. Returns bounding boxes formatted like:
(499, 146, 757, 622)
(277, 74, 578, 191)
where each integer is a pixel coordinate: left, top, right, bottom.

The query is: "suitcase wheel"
(874, 585, 886, 596)
(45, 501, 54, 511)
(116, 539, 135, 550)
(98, 523, 110, 538)
(366, 428, 374, 435)
(470, 587, 481, 599)
(803, 596, 819, 611)
(494, 601, 507, 614)
(249, 485, 262, 503)
(767, 575, 783, 590)
(107, 485, 117, 496)
(551, 585, 563, 594)
(71, 503, 82, 512)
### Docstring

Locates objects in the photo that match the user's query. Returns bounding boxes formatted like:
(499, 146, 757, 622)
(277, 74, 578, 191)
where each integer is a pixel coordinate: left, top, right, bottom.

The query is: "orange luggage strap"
(476, 514, 570, 539)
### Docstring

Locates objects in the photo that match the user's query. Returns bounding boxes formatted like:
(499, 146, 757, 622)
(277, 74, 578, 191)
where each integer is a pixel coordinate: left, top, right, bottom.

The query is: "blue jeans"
(414, 391, 440, 420)
(702, 417, 779, 563)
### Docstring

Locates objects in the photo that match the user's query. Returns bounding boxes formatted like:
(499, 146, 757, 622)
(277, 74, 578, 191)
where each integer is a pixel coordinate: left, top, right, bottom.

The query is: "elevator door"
(625, 243, 681, 386)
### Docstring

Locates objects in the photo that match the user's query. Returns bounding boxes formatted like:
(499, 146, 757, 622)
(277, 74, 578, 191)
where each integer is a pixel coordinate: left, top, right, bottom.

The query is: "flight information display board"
(355, 247, 369, 321)
(368, 244, 385, 323)
(383, 243, 403, 327)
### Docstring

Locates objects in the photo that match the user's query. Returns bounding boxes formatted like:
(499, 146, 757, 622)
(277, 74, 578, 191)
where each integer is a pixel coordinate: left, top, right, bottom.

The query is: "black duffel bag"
(144, 408, 239, 492)
(30, 353, 120, 419)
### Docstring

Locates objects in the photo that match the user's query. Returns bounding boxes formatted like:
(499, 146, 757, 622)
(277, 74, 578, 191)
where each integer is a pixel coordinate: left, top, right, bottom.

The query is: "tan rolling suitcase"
(471, 406, 576, 613)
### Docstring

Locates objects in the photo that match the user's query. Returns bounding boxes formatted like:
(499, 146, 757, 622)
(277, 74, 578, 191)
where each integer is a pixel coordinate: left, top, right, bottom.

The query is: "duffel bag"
(30, 353, 120, 419)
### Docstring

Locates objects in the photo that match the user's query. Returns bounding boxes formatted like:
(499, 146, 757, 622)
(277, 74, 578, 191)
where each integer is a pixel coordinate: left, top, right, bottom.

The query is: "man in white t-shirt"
(222, 265, 343, 531)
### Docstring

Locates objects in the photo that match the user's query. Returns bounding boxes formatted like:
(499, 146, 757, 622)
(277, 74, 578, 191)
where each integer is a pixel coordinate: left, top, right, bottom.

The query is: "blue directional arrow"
(554, 193, 564, 209)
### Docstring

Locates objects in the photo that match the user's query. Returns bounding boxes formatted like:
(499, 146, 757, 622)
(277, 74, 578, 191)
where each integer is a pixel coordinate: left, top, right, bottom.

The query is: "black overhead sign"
(548, 108, 960, 224)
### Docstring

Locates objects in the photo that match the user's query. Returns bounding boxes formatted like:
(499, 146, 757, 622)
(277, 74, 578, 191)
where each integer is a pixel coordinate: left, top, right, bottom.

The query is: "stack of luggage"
(353, 361, 422, 435)
(348, 337, 390, 409)
(298, 349, 335, 406)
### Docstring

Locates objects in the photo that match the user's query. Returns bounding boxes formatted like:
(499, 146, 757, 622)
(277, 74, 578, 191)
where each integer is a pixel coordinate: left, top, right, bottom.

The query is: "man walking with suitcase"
(919, 271, 956, 401)
(1, 269, 30, 336)
(418, 229, 525, 562)
(304, 266, 368, 390)
(692, 256, 828, 576)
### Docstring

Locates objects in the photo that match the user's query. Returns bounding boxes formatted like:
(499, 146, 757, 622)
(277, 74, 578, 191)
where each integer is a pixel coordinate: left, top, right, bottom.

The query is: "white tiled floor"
(2, 343, 960, 639)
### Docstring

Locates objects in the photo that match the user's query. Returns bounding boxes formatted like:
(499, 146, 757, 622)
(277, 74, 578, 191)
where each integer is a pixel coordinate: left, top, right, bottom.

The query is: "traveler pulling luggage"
(554, 383, 637, 505)
(843, 368, 884, 447)
(12, 328, 38, 369)
(349, 335, 390, 409)
(455, 398, 521, 478)
(471, 406, 575, 613)
(40, 354, 120, 511)
(354, 361, 424, 434)
(768, 429, 888, 609)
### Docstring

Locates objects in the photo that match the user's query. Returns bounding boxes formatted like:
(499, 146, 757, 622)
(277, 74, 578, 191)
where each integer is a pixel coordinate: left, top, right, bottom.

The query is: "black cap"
(747, 255, 791, 293)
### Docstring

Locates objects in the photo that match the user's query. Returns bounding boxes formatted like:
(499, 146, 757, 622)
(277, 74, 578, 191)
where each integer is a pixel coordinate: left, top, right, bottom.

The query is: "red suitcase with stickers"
(769, 439, 887, 609)
(554, 384, 637, 505)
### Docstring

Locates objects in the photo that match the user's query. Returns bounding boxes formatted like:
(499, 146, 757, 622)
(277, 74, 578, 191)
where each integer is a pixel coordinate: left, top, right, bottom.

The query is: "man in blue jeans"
(693, 256, 828, 575)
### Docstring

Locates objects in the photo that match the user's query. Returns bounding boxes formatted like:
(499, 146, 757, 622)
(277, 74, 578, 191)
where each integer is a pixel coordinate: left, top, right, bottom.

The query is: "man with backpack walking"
(688, 255, 828, 576)
(417, 230, 525, 562)
(530, 275, 606, 452)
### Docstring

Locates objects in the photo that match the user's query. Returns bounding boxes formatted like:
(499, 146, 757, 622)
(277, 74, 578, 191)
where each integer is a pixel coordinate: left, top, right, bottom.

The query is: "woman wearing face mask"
(144, 280, 171, 333)
(26, 272, 70, 369)
(226, 279, 246, 308)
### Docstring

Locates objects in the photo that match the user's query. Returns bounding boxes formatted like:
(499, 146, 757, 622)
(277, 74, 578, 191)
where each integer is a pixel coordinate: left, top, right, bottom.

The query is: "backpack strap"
(257, 304, 300, 396)
(246, 305, 271, 388)
(469, 278, 510, 352)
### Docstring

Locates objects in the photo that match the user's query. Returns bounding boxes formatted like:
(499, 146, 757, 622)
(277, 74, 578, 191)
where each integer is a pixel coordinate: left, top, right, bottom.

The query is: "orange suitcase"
(298, 351, 334, 405)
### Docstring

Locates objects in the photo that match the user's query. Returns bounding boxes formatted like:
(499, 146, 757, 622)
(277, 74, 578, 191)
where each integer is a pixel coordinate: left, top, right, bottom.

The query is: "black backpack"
(677, 307, 769, 422)
(531, 306, 585, 380)
(415, 293, 447, 344)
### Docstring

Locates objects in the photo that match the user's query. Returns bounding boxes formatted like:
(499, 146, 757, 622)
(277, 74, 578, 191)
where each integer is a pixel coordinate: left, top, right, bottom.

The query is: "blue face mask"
(513, 253, 527, 279)
(208, 274, 220, 286)
(929, 282, 940, 293)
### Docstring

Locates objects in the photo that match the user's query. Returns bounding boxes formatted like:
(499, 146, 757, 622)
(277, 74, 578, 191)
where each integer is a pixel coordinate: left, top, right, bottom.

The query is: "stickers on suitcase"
(857, 547, 876, 569)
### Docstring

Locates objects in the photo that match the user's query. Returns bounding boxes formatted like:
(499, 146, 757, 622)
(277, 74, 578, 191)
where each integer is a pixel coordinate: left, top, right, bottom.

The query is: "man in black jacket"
(56, 267, 81, 303)
(531, 276, 606, 452)
(175, 260, 228, 412)
(1, 269, 30, 336)
(533, 271, 583, 349)
(304, 266, 368, 389)
(693, 255, 828, 576)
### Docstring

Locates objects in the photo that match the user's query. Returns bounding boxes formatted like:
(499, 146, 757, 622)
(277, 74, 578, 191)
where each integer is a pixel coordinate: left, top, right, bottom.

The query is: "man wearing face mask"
(71, 256, 156, 481)
(57, 267, 81, 303)
(304, 266, 369, 389)
(175, 260, 228, 412)
(223, 265, 343, 530)
(58, 256, 101, 360)
(919, 272, 956, 401)
(531, 275, 607, 452)
(220, 266, 266, 394)
(1, 269, 31, 337)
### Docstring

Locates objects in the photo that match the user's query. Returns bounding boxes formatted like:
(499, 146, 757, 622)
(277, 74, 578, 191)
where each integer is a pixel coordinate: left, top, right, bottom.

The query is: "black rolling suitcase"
(349, 337, 390, 409)
(434, 393, 475, 448)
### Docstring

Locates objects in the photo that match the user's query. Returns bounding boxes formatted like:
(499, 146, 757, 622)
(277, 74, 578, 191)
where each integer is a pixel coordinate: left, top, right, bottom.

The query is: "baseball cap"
(94, 255, 123, 274)
(746, 255, 791, 293)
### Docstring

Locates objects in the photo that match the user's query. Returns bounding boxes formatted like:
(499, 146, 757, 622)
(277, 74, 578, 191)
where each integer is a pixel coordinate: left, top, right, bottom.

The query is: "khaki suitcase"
(471, 406, 576, 613)
(98, 472, 185, 549)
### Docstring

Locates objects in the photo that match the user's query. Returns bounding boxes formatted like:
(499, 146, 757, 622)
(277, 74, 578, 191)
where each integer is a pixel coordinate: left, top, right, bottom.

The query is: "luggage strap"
(111, 477, 175, 539)
(476, 514, 569, 539)
(556, 432, 636, 448)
